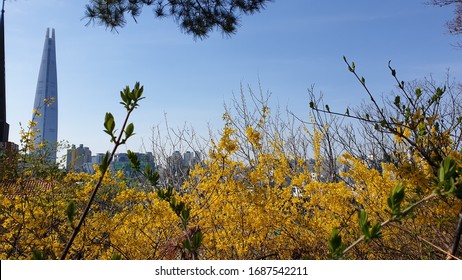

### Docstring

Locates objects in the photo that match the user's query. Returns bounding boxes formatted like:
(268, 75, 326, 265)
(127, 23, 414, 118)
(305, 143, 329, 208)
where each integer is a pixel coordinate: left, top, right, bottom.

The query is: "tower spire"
(0, 0, 9, 143)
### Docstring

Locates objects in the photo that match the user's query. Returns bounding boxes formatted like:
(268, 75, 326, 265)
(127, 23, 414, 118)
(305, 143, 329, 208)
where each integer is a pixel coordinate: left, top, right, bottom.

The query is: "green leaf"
(394, 96, 400, 107)
(387, 183, 405, 217)
(32, 250, 47, 260)
(120, 90, 129, 106)
(328, 228, 342, 251)
(438, 157, 460, 196)
(438, 165, 446, 184)
(183, 239, 191, 251)
(145, 165, 160, 186)
(358, 210, 370, 239)
(447, 178, 456, 194)
(394, 183, 405, 204)
(134, 82, 144, 100)
(440, 157, 456, 182)
(111, 254, 122, 260)
(192, 230, 203, 250)
(99, 151, 110, 173)
(358, 210, 382, 242)
(181, 208, 190, 224)
(157, 189, 166, 200)
(65, 201, 76, 225)
(370, 223, 382, 239)
(127, 150, 141, 172)
(120, 86, 132, 109)
(436, 87, 445, 97)
(419, 124, 428, 136)
(103, 112, 115, 137)
(447, 157, 456, 175)
(328, 228, 345, 259)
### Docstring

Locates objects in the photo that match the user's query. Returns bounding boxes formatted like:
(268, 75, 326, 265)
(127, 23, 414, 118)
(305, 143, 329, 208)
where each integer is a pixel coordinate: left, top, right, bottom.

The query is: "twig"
(343, 192, 437, 255)
(60, 83, 143, 259)
(391, 223, 461, 260)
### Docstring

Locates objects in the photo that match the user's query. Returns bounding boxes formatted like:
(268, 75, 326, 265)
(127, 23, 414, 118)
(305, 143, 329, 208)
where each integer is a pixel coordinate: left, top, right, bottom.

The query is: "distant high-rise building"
(163, 150, 202, 190)
(92, 153, 106, 165)
(183, 151, 200, 167)
(66, 144, 92, 173)
(33, 28, 58, 163)
(110, 151, 156, 178)
(183, 151, 193, 167)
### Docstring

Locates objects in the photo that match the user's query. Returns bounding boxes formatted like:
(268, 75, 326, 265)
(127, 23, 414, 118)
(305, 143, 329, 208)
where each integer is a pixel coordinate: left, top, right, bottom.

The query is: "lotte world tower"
(32, 28, 58, 163)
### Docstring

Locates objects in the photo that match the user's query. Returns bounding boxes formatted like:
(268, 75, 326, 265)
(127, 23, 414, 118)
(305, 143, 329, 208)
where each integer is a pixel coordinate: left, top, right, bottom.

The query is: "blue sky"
(5, 0, 461, 155)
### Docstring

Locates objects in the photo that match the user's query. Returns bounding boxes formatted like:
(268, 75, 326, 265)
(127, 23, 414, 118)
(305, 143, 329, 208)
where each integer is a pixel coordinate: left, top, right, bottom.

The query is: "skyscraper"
(0, 2, 18, 166)
(33, 28, 58, 163)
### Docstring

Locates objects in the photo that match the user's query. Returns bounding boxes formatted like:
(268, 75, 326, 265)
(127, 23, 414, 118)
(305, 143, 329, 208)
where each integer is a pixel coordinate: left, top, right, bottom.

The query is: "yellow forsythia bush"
(1, 107, 461, 259)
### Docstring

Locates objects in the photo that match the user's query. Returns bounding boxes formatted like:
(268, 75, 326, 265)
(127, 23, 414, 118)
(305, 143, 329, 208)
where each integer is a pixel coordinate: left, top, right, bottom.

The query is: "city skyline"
(65, 143, 201, 183)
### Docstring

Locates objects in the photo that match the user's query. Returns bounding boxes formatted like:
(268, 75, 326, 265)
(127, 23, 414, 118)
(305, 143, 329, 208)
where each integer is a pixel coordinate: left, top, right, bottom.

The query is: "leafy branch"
(329, 155, 461, 259)
(323, 57, 462, 259)
(60, 82, 144, 259)
(127, 150, 202, 259)
(310, 57, 451, 170)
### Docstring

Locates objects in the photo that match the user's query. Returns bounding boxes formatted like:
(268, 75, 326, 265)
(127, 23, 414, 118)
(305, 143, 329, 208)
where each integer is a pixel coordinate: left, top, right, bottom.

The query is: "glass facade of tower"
(33, 28, 58, 163)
